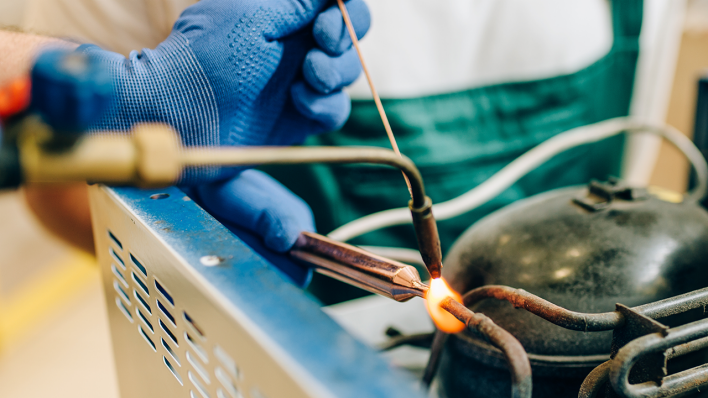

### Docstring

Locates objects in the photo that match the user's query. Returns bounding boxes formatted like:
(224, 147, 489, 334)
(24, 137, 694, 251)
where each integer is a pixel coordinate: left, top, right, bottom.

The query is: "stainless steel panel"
(89, 185, 423, 398)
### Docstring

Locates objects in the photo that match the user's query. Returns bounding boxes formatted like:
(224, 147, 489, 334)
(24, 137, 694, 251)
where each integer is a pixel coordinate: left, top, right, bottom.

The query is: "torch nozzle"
(290, 232, 428, 302)
(409, 197, 444, 279)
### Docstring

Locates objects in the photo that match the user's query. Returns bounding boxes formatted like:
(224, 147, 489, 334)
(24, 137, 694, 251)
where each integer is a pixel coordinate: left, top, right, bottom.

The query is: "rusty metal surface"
(440, 297, 532, 398)
(420, 285, 708, 398)
(607, 305, 670, 397)
(462, 285, 623, 331)
(632, 289, 708, 320)
(610, 318, 708, 398)
(461, 286, 708, 333)
(579, 360, 612, 398)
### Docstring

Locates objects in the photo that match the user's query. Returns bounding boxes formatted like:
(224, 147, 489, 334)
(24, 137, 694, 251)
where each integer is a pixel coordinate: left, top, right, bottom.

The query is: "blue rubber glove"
(79, 0, 370, 183)
(184, 170, 315, 286)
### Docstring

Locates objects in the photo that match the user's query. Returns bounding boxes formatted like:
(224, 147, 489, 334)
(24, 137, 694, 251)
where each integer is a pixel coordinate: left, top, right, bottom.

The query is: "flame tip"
(425, 277, 465, 333)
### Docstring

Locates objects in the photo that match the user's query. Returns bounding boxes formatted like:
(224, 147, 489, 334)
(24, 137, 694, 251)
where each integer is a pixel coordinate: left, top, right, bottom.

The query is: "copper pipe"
(183, 146, 444, 279)
(462, 285, 708, 332)
(182, 146, 427, 208)
(440, 297, 532, 398)
(462, 285, 622, 331)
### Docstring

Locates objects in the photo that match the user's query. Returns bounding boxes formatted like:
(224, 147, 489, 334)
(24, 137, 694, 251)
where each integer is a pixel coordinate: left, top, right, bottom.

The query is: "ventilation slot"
(189, 371, 211, 398)
(136, 307, 154, 333)
(110, 247, 125, 270)
(187, 351, 211, 384)
(217, 389, 240, 398)
(157, 300, 176, 326)
(130, 253, 147, 277)
(186, 332, 208, 363)
(162, 338, 181, 366)
(216, 367, 241, 398)
(113, 281, 130, 305)
(139, 325, 156, 352)
(134, 290, 152, 314)
(112, 264, 128, 288)
(108, 230, 123, 250)
(115, 297, 133, 322)
(132, 272, 150, 296)
(184, 311, 205, 339)
(155, 279, 174, 306)
(214, 346, 239, 379)
(161, 318, 178, 345)
(164, 356, 183, 385)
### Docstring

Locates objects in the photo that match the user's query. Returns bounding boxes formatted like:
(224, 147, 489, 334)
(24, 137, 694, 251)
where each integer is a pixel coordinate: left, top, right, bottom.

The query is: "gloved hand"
(185, 169, 315, 286)
(78, 0, 370, 183)
(54, 0, 370, 278)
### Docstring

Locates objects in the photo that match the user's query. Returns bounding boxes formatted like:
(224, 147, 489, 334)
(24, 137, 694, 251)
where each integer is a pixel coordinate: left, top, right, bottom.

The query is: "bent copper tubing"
(462, 286, 621, 331)
(609, 318, 708, 398)
(462, 285, 708, 332)
(440, 297, 532, 398)
(182, 146, 428, 207)
(579, 334, 708, 398)
(183, 146, 444, 276)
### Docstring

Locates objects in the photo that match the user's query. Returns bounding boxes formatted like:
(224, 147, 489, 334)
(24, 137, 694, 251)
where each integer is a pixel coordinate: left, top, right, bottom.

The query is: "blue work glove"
(78, 0, 370, 183)
(53, 0, 370, 280)
(185, 169, 315, 286)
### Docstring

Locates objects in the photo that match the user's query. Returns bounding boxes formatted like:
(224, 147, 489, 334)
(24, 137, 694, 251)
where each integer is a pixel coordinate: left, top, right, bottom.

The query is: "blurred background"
(2, 1, 708, 397)
(0, 2, 119, 397)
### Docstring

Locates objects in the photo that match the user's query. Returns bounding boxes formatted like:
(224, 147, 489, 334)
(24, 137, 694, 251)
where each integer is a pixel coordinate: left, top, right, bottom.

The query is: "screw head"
(200, 255, 223, 266)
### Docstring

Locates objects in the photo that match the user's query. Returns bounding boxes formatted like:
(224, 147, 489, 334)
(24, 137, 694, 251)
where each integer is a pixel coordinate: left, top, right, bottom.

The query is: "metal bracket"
(573, 178, 648, 212)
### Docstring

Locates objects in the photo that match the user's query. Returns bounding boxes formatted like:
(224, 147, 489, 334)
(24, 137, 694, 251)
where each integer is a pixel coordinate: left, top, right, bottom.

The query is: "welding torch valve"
(19, 121, 182, 187)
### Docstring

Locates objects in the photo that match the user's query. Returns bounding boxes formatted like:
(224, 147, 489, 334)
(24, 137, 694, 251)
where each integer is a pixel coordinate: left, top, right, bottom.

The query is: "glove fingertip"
(303, 49, 362, 95)
(313, 0, 371, 55)
(291, 83, 351, 132)
(303, 51, 341, 94)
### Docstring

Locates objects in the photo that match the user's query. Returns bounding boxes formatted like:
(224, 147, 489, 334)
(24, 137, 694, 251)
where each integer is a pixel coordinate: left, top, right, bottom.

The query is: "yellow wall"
(651, 30, 708, 192)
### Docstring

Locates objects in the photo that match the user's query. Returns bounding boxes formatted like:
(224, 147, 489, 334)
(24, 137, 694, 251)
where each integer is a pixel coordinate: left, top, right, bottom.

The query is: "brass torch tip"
(429, 267, 442, 280)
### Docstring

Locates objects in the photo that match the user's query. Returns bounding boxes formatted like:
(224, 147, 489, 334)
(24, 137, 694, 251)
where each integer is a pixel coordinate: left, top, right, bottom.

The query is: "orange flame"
(425, 277, 466, 333)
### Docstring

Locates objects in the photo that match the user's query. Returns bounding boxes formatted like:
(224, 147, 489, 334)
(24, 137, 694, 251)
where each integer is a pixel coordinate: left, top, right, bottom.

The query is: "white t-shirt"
(23, 0, 197, 55)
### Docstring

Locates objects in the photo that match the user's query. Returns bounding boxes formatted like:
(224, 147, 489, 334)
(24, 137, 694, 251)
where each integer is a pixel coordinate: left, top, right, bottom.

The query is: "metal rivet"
(200, 256, 223, 266)
(150, 193, 170, 200)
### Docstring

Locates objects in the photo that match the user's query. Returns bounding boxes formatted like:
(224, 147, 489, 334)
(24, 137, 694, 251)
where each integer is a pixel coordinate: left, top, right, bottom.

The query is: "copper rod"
(336, 0, 413, 197)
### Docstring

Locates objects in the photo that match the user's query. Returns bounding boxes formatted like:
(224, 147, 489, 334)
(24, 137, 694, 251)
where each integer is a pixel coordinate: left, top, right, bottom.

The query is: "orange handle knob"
(0, 76, 31, 119)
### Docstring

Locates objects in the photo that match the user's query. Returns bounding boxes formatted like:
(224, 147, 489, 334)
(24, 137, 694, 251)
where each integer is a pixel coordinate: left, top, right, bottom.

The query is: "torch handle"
(290, 232, 427, 302)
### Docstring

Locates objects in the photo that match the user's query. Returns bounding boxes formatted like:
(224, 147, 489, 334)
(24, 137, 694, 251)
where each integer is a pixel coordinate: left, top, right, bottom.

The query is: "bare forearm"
(24, 184, 94, 253)
(0, 30, 77, 86)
